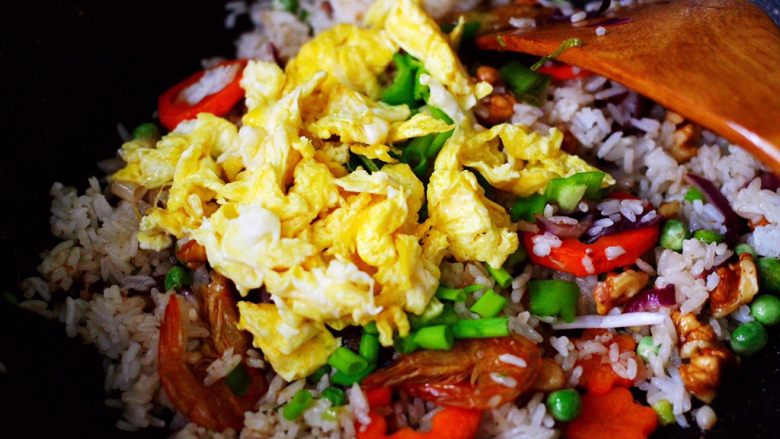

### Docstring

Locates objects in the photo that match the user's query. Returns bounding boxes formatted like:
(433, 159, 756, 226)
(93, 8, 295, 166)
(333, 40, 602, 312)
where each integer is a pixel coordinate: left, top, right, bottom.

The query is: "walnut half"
(592, 269, 649, 315)
(671, 311, 732, 403)
(668, 123, 701, 164)
(709, 253, 759, 318)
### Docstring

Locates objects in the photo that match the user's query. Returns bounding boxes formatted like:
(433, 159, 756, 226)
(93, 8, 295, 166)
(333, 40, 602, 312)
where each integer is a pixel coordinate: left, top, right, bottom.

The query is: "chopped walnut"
(657, 201, 681, 219)
(664, 111, 684, 125)
(709, 253, 759, 318)
(592, 269, 650, 315)
(531, 358, 566, 392)
(177, 240, 208, 269)
(671, 311, 732, 403)
(668, 123, 701, 163)
(475, 93, 516, 126)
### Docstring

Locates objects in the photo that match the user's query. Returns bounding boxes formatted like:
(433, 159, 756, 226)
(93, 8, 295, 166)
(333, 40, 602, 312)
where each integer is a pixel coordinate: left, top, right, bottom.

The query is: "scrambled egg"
(111, 0, 612, 380)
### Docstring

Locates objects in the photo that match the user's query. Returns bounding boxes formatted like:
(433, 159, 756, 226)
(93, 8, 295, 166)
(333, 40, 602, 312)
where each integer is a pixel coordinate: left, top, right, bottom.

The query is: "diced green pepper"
(451, 316, 509, 339)
(401, 106, 453, 179)
(461, 21, 481, 42)
(412, 325, 454, 350)
(307, 365, 331, 384)
(282, 389, 313, 420)
(529, 280, 579, 323)
(363, 321, 379, 335)
(469, 289, 508, 318)
(224, 364, 251, 397)
(544, 172, 605, 211)
(331, 364, 376, 386)
(504, 245, 528, 271)
(409, 297, 445, 329)
(394, 335, 419, 354)
(693, 229, 724, 244)
(568, 172, 606, 199)
(485, 264, 513, 288)
(510, 194, 547, 222)
(499, 60, 550, 105)
(435, 284, 481, 302)
(358, 154, 380, 173)
(328, 347, 368, 375)
(359, 333, 380, 364)
(321, 387, 346, 406)
(381, 53, 418, 107)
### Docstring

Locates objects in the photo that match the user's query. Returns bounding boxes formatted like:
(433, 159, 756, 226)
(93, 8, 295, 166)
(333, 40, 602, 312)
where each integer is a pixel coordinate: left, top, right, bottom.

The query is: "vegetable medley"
(27, 0, 778, 437)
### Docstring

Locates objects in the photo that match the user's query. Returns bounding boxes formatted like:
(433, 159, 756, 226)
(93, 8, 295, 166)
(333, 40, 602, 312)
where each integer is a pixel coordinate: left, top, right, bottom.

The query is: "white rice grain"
(499, 353, 528, 368)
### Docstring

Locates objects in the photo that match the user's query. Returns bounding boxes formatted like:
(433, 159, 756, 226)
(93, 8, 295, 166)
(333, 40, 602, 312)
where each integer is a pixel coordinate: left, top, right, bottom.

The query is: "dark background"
(1, 0, 779, 438)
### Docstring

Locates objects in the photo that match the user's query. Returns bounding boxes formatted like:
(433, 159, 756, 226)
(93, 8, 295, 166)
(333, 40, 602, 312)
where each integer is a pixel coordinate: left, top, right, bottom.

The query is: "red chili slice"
(158, 60, 247, 131)
(537, 62, 591, 81)
(523, 225, 659, 277)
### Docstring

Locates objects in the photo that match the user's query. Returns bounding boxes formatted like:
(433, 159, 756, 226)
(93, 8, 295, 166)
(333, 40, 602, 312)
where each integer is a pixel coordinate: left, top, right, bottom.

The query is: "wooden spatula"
(477, 0, 780, 172)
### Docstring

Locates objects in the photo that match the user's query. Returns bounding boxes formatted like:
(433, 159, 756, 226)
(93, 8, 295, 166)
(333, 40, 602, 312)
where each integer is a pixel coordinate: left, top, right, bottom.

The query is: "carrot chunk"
(567, 387, 658, 439)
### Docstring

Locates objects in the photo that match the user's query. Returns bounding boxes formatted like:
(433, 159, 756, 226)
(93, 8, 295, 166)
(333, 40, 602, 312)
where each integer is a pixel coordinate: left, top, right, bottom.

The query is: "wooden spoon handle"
(478, 0, 780, 172)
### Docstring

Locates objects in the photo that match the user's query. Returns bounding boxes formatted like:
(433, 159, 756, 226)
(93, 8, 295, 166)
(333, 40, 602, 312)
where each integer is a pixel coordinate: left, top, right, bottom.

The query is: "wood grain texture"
(477, 0, 780, 172)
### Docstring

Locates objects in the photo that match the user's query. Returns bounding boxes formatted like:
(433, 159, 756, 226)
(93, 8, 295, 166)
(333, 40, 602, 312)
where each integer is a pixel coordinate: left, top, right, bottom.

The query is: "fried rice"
(14, 0, 780, 438)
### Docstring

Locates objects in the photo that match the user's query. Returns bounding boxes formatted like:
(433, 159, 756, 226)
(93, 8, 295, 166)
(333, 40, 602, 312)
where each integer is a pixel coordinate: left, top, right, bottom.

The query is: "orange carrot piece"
(356, 407, 482, 439)
(567, 387, 658, 439)
(576, 330, 637, 395)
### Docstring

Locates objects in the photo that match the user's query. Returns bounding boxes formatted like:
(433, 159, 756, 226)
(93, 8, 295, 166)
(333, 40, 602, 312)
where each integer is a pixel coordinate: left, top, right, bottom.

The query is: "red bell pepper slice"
(366, 387, 393, 409)
(523, 225, 659, 277)
(537, 62, 591, 81)
(158, 60, 247, 131)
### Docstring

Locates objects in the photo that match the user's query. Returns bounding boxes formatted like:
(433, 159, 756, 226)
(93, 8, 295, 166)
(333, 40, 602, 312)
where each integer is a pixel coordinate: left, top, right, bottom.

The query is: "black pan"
(1, 0, 779, 437)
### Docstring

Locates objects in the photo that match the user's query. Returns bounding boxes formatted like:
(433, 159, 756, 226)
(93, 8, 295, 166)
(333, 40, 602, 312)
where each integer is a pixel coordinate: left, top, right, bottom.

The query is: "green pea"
(636, 336, 660, 362)
(750, 295, 780, 326)
(730, 322, 768, 356)
(693, 229, 724, 244)
(546, 389, 582, 422)
(758, 257, 780, 293)
(684, 187, 705, 203)
(131, 122, 160, 140)
(307, 365, 331, 384)
(164, 266, 192, 291)
(660, 220, 690, 251)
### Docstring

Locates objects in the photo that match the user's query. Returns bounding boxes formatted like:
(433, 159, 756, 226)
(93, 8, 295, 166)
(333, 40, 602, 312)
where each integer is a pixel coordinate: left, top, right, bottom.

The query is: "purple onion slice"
(536, 214, 594, 239)
(684, 173, 743, 244)
(623, 284, 676, 313)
